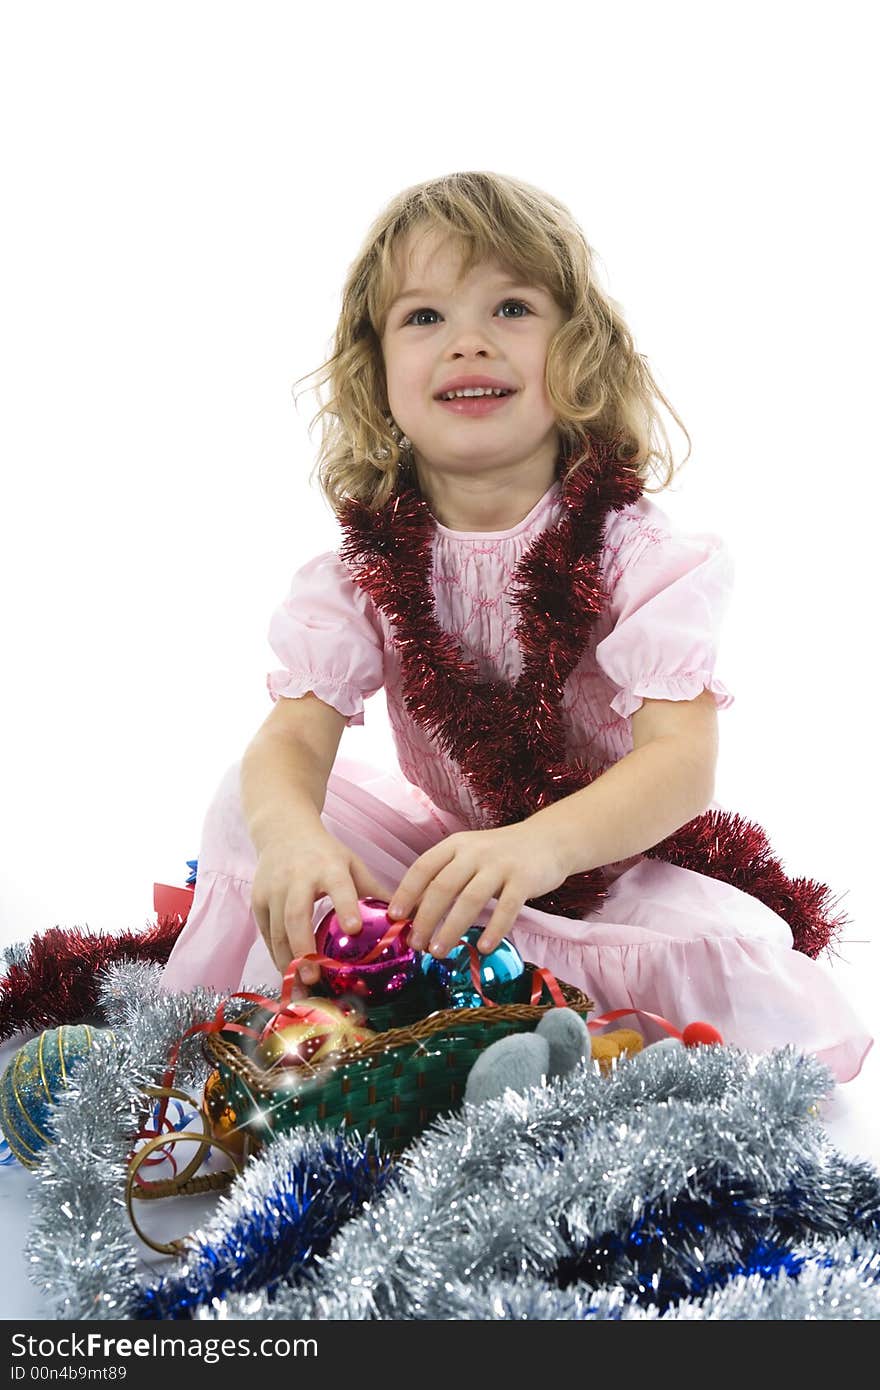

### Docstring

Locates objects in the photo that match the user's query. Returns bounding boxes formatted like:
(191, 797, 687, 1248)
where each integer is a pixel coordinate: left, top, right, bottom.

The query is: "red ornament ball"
(681, 1020, 724, 1048)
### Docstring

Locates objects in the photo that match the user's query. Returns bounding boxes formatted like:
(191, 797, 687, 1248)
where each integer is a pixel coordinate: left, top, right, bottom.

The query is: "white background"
(1, 0, 877, 1315)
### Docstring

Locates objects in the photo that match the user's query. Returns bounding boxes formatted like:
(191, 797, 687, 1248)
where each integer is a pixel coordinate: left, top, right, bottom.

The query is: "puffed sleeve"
(594, 500, 736, 719)
(265, 550, 385, 727)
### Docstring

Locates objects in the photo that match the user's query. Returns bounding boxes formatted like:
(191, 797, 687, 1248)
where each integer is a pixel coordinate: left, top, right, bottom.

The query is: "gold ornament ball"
(255, 998, 374, 1074)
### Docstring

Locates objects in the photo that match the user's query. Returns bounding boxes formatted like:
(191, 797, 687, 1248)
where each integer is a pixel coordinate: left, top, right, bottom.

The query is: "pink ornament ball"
(314, 898, 418, 1001)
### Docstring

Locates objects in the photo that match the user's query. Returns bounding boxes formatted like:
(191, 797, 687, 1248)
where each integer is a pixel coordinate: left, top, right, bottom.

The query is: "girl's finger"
(476, 887, 527, 955)
(388, 843, 457, 922)
(408, 862, 480, 951)
(321, 873, 365, 937)
(428, 874, 500, 958)
(267, 896, 295, 974)
(282, 894, 322, 983)
(252, 898, 269, 948)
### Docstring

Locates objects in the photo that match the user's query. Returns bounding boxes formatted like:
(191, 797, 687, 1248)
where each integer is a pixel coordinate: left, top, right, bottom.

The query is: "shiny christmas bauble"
(203, 1069, 247, 1155)
(421, 926, 528, 1009)
(254, 998, 374, 1074)
(314, 898, 419, 1001)
(682, 1021, 724, 1048)
(0, 1024, 116, 1168)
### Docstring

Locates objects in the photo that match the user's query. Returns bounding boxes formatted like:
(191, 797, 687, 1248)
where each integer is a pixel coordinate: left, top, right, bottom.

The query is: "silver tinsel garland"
(352, 1234, 880, 1319)
(2, 940, 29, 969)
(19, 961, 880, 1320)
(24, 962, 259, 1319)
(200, 1044, 868, 1320)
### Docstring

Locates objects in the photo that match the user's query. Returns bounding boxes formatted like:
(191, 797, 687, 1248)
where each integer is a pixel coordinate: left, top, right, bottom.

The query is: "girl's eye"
(404, 299, 532, 327)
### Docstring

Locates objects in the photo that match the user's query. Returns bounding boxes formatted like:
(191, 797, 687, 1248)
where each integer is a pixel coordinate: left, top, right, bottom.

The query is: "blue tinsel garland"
(134, 1128, 395, 1319)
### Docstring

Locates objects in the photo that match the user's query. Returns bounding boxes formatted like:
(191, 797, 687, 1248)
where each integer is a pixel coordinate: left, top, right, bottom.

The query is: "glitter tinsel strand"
(0, 917, 185, 1042)
(24, 962, 251, 1319)
(644, 810, 851, 959)
(337, 436, 639, 921)
(133, 1128, 395, 1319)
(372, 1233, 880, 1319)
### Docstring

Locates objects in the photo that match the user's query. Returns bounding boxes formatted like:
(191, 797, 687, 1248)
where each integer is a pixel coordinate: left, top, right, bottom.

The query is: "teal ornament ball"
(422, 926, 529, 1009)
(0, 1024, 114, 1168)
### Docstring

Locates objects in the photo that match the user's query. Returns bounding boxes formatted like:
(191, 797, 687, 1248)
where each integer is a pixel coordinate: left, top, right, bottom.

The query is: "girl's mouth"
(435, 391, 517, 416)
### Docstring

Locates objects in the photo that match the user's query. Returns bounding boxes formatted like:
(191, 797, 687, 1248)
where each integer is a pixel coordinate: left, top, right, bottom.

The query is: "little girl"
(161, 170, 872, 1084)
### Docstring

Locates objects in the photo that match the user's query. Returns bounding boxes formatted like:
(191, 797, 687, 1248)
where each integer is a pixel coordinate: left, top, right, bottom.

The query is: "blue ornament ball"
(421, 926, 529, 1009)
(0, 1024, 115, 1168)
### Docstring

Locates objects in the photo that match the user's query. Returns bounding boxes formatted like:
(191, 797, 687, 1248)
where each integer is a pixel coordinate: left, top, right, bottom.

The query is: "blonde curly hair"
(293, 170, 692, 517)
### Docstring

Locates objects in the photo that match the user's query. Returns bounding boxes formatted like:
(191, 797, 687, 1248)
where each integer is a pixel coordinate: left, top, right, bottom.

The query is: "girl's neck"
(410, 447, 562, 535)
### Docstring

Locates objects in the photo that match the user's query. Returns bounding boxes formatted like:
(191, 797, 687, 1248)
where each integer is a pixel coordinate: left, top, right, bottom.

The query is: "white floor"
(1, 945, 876, 1321)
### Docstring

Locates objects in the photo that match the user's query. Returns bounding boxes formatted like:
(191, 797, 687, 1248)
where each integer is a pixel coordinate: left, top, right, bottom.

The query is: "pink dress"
(161, 480, 872, 1082)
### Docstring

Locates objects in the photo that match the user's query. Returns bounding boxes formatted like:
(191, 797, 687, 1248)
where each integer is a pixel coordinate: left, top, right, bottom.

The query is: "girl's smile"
(435, 389, 518, 417)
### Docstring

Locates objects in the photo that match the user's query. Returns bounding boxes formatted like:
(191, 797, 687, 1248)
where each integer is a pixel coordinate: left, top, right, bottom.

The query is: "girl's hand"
(251, 826, 396, 985)
(386, 820, 569, 959)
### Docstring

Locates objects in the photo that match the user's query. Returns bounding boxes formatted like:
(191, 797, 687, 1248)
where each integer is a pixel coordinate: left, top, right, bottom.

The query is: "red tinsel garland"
(339, 432, 642, 919)
(642, 810, 849, 961)
(337, 432, 848, 959)
(0, 916, 185, 1043)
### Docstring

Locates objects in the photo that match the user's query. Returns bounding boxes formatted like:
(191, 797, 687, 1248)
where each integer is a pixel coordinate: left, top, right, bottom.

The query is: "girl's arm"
(527, 689, 719, 877)
(240, 691, 346, 851)
(386, 690, 721, 956)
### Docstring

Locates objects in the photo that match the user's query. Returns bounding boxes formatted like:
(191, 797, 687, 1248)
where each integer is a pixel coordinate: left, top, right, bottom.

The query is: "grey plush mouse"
(537, 1006, 593, 1077)
(464, 1007, 592, 1105)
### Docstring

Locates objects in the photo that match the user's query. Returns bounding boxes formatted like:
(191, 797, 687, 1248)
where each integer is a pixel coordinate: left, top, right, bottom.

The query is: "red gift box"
(153, 882, 195, 922)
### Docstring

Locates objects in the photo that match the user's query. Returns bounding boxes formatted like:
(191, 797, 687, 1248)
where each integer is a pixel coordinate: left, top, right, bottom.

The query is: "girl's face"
(380, 228, 567, 482)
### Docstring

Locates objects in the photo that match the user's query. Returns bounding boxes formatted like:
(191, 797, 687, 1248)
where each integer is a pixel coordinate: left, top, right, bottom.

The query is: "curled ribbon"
(465, 943, 567, 1008)
(586, 1007, 723, 1046)
(132, 1098, 192, 1176)
(588, 1006, 684, 1038)
(128, 998, 265, 1165)
(528, 966, 567, 1007)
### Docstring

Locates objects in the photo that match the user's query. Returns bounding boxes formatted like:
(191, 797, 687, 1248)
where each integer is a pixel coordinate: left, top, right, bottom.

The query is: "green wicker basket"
(204, 967, 593, 1155)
